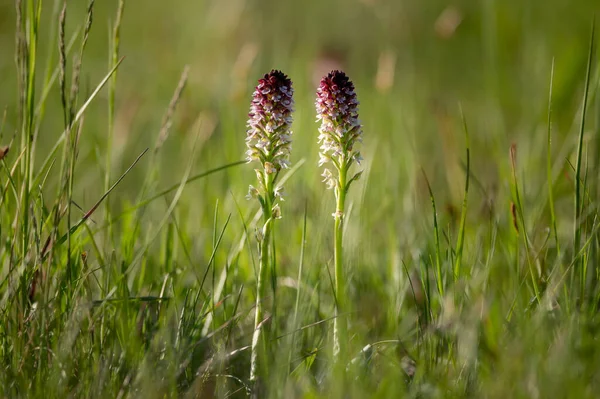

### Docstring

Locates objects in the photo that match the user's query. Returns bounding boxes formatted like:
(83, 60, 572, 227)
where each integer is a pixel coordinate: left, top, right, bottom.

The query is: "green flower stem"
(246, 70, 293, 387)
(333, 164, 347, 363)
(250, 172, 274, 383)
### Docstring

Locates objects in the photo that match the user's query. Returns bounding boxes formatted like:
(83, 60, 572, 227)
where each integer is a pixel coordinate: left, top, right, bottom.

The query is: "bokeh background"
(1, 0, 598, 211)
(1, 0, 600, 396)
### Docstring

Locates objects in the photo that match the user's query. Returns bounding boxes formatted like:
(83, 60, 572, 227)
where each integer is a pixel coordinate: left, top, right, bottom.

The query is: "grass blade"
(454, 105, 470, 281)
(574, 20, 595, 303)
(42, 147, 148, 258)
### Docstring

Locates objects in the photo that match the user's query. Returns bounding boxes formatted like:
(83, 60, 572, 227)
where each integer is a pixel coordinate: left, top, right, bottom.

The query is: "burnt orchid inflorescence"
(316, 70, 363, 364)
(317, 70, 363, 198)
(247, 70, 294, 385)
(246, 69, 294, 196)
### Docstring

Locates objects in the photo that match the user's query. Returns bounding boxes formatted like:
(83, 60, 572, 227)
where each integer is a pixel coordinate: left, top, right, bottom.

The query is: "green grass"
(1, 0, 600, 397)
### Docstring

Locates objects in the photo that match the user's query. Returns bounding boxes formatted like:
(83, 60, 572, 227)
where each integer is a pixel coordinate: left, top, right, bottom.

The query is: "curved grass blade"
(453, 105, 470, 281)
(42, 147, 147, 258)
(32, 56, 125, 188)
(574, 20, 595, 303)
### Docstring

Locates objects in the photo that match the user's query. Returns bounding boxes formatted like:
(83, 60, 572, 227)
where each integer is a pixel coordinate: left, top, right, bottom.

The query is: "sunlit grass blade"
(422, 169, 443, 296)
(43, 147, 148, 257)
(288, 201, 308, 374)
(103, 160, 246, 227)
(453, 105, 470, 281)
(104, 0, 125, 241)
(546, 58, 560, 255)
(574, 19, 595, 305)
(32, 56, 125, 187)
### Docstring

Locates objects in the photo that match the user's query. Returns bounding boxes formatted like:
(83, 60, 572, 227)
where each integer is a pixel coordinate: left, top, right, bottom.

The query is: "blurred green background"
(1, 0, 599, 353)
(1, 0, 600, 396)
(1, 0, 598, 208)
(1, 0, 598, 209)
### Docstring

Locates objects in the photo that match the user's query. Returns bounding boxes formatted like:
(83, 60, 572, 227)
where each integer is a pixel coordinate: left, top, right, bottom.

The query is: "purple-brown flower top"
(246, 70, 294, 172)
(316, 70, 362, 190)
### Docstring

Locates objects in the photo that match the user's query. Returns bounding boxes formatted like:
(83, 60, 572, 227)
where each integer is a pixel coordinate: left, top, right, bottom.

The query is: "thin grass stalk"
(210, 200, 219, 332)
(29, 0, 62, 186)
(69, 0, 95, 114)
(288, 201, 307, 374)
(18, 0, 41, 265)
(65, 0, 94, 295)
(422, 170, 443, 296)
(546, 59, 560, 255)
(574, 21, 595, 305)
(453, 106, 470, 281)
(105, 0, 125, 241)
(128, 66, 190, 259)
(546, 58, 570, 311)
(57, 0, 74, 292)
(509, 143, 541, 302)
(135, 65, 190, 205)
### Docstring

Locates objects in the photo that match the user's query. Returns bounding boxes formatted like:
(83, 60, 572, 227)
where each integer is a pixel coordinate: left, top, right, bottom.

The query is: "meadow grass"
(1, 0, 600, 398)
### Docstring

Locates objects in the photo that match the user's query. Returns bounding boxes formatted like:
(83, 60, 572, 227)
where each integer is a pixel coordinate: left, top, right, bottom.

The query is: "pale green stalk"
(316, 70, 362, 368)
(250, 172, 274, 383)
(105, 0, 124, 241)
(333, 164, 347, 362)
